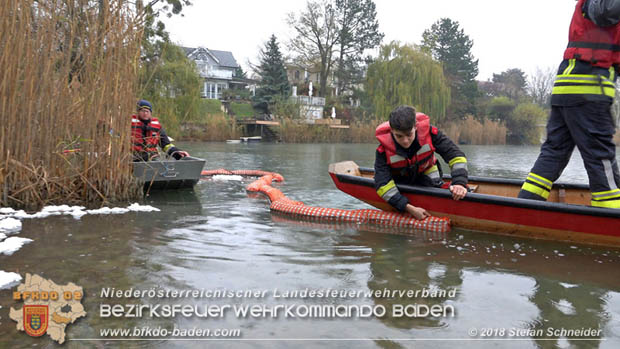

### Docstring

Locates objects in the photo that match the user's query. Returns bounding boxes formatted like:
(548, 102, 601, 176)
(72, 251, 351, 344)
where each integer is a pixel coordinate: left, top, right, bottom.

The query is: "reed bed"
(178, 114, 508, 144)
(279, 118, 376, 143)
(0, 0, 143, 210)
(181, 114, 241, 141)
(277, 115, 505, 144)
(457, 115, 507, 145)
(347, 119, 381, 143)
(440, 116, 506, 145)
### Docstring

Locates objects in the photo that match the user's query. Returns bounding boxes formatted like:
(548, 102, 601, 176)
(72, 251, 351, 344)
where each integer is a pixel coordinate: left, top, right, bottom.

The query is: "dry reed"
(177, 114, 508, 144)
(440, 115, 506, 145)
(279, 118, 377, 143)
(181, 114, 241, 141)
(0, 0, 144, 209)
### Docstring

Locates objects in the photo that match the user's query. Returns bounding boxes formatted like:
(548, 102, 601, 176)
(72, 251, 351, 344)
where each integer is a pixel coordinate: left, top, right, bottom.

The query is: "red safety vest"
(564, 0, 620, 68)
(375, 113, 437, 174)
(131, 115, 161, 154)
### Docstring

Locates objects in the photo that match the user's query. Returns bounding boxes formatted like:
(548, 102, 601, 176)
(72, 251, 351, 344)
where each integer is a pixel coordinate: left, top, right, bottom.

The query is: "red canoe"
(328, 161, 620, 247)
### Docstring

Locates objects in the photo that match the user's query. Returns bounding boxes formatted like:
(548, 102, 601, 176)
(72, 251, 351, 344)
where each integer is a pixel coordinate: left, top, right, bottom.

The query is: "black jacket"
(374, 127, 468, 212)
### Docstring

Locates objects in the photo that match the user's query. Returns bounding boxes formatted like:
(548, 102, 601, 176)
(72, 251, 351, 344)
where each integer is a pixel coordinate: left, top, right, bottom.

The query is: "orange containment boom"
(201, 169, 450, 233)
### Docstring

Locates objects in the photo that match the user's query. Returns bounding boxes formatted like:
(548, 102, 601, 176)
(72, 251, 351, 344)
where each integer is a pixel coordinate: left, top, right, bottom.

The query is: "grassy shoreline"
(175, 114, 510, 144)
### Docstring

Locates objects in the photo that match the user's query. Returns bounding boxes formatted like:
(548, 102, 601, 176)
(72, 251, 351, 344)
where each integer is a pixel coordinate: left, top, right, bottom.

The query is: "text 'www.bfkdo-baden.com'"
(99, 326, 242, 338)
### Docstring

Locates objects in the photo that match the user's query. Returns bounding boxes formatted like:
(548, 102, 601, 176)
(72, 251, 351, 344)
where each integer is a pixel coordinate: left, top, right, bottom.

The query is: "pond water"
(1, 143, 619, 349)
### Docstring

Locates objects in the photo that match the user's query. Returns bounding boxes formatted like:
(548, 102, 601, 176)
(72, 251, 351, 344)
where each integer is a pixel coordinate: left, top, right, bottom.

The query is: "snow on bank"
(0, 237, 33, 256)
(0, 203, 160, 220)
(0, 270, 22, 290)
(0, 217, 21, 232)
(211, 175, 243, 181)
(0, 203, 159, 260)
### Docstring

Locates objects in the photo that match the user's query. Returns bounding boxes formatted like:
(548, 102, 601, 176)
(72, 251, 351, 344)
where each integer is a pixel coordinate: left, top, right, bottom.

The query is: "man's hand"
(449, 184, 467, 200)
(171, 151, 190, 159)
(405, 204, 431, 220)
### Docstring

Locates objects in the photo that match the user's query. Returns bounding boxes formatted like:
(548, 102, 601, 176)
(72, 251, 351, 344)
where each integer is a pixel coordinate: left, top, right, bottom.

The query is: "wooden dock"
(236, 119, 280, 126)
(308, 118, 350, 129)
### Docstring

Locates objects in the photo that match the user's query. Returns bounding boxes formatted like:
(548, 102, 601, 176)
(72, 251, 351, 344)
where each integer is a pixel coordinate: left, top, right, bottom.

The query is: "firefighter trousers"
(518, 102, 620, 208)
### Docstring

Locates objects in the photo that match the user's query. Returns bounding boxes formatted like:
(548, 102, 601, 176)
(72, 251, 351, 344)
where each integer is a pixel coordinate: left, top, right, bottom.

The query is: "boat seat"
(558, 188, 566, 203)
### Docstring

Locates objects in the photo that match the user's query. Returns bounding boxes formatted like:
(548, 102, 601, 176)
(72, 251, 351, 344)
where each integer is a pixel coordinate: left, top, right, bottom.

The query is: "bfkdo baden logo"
(10, 273, 86, 344)
(23, 305, 49, 336)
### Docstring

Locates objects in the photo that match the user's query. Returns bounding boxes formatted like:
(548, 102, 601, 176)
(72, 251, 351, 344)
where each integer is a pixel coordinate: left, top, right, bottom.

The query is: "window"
(197, 62, 207, 75)
(209, 83, 216, 99)
(217, 83, 227, 99)
(295, 70, 300, 80)
(202, 82, 217, 99)
(201, 82, 208, 98)
(201, 82, 228, 99)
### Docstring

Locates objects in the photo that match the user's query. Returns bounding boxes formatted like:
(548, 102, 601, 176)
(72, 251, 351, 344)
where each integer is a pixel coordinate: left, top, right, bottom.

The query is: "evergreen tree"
(421, 18, 479, 119)
(234, 66, 247, 79)
(254, 35, 291, 114)
(492, 68, 528, 101)
(365, 42, 450, 123)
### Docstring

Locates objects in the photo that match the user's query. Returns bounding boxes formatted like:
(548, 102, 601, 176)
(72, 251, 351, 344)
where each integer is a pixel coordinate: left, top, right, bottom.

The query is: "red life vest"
(563, 0, 620, 68)
(375, 113, 437, 174)
(131, 115, 161, 154)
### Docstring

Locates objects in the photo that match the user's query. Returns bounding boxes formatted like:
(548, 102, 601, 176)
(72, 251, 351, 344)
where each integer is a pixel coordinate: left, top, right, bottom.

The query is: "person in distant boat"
(131, 99, 190, 162)
(518, 0, 620, 208)
(374, 105, 469, 220)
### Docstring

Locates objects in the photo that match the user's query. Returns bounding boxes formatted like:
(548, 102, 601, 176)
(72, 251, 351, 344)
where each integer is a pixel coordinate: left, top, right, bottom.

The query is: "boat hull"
(328, 161, 620, 246)
(133, 157, 205, 190)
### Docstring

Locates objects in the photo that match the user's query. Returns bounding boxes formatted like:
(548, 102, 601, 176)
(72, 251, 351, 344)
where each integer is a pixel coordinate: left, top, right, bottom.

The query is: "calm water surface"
(1, 143, 619, 349)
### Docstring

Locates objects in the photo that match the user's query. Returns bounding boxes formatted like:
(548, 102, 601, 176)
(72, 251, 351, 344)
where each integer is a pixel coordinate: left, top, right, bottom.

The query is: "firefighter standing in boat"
(374, 105, 469, 220)
(131, 99, 190, 162)
(518, 0, 620, 208)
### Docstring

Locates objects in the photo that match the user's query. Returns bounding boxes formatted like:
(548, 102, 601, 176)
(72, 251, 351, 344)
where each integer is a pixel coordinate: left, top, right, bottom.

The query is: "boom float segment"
(201, 170, 450, 233)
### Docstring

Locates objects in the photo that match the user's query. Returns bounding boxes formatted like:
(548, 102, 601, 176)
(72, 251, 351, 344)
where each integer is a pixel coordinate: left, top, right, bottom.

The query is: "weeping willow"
(365, 42, 450, 124)
(0, 0, 144, 209)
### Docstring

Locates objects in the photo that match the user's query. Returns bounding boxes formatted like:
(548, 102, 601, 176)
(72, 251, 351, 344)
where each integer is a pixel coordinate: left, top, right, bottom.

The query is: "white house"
(183, 46, 244, 99)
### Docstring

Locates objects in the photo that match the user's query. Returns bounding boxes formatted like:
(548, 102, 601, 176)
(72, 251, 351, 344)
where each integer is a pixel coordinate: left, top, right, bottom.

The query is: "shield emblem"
(31, 315, 41, 330)
(23, 305, 48, 337)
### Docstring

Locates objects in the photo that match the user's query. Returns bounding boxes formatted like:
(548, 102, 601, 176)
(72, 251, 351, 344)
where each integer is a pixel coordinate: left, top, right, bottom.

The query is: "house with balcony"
(285, 61, 362, 108)
(286, 62, 321, 87)
(284, 62, 326, 120)
(184, 46, 248, 99)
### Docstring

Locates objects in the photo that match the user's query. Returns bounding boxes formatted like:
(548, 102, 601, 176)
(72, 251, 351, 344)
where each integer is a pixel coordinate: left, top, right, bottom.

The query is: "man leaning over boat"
(374, 105, 468, 220)
(131, 99, 190, 162)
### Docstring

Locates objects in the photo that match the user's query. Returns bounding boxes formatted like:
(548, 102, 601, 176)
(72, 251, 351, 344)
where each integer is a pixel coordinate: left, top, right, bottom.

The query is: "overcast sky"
(164, 0, 576, 81)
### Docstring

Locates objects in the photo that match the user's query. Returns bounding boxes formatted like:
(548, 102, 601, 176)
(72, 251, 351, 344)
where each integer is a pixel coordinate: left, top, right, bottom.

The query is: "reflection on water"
(1, 143, 619, 349)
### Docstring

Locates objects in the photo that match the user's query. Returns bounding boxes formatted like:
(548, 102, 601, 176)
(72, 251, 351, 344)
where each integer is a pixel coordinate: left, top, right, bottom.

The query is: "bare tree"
(287, 0, 339, 97)
(527, 66, 556, 108)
